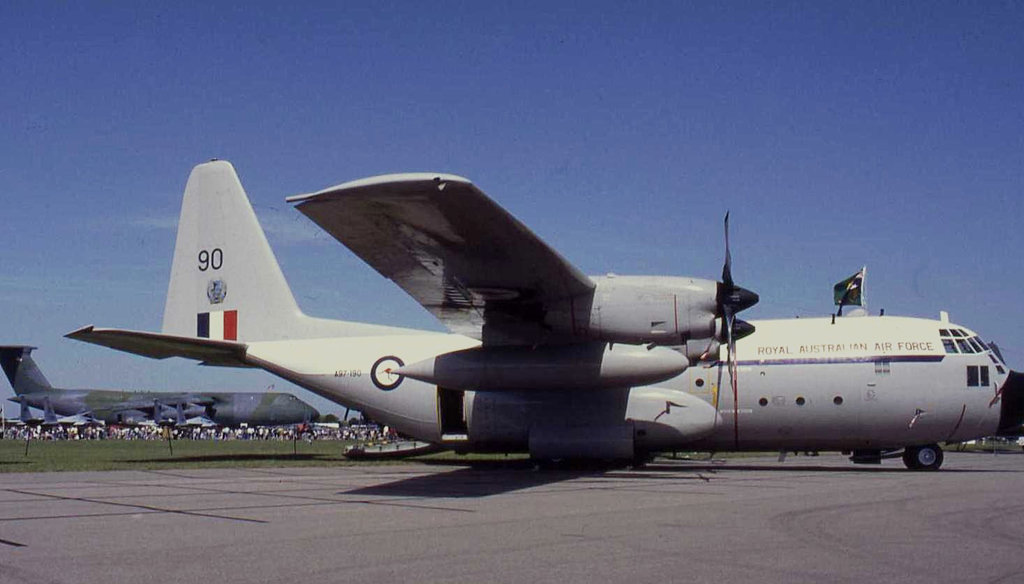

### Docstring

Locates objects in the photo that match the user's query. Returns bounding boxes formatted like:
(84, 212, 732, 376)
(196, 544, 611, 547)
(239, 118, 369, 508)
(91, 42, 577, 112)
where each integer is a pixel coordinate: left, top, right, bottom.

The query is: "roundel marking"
(371, 355, 405, 391)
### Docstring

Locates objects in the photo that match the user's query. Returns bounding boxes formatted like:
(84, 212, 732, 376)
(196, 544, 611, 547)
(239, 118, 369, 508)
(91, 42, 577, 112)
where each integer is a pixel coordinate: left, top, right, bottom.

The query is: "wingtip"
(65, 325, 96, 339)
(287, 172, 474, 204)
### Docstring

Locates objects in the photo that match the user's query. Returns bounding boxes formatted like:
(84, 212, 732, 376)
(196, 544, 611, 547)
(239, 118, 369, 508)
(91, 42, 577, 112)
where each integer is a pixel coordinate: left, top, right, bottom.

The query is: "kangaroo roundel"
(370, 356, 405, 391)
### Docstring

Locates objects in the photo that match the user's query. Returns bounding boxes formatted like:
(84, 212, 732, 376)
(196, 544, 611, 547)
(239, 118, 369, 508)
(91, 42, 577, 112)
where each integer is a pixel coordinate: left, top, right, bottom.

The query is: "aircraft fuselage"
(243, 314, 1013, 457)
(13, 390, 317, 427)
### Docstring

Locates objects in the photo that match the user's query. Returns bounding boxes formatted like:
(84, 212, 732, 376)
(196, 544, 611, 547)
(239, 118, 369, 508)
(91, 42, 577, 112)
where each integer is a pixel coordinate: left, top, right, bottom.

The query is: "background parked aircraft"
(0, 345, 319, 427)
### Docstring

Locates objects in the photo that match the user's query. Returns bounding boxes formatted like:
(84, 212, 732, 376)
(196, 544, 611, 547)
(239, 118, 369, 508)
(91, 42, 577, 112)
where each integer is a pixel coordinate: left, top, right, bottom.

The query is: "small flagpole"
(861, 266, 867, 314)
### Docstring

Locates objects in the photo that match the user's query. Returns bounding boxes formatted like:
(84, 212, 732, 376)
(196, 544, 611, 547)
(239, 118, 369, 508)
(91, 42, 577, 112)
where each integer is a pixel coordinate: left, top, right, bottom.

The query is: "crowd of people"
(0, 422, 392, 443)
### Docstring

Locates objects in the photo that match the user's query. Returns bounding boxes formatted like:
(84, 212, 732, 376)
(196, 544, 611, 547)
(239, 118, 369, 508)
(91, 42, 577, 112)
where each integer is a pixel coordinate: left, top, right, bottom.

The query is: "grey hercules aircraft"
(68, 160, 1024, 470)
(0, 346, 319, 427)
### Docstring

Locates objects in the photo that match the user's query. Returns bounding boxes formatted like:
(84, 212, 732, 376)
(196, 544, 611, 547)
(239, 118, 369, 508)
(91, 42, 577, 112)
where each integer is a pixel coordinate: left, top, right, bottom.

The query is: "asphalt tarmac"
(1, 452, 1023, 584)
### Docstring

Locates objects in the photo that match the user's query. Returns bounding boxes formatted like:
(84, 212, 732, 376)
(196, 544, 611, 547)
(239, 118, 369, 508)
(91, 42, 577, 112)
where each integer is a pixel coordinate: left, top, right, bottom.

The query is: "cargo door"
(438, 387, 468, 441)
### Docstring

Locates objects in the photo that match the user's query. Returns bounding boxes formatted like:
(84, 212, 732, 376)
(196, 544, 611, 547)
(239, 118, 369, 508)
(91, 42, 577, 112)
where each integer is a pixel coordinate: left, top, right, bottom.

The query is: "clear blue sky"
(2, 2, 1022, 415)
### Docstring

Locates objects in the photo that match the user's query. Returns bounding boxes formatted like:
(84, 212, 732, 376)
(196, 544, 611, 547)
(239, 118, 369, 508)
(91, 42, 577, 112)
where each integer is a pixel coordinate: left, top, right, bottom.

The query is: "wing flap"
(66, 326, 251, 367)
(289, 174, 594, 340)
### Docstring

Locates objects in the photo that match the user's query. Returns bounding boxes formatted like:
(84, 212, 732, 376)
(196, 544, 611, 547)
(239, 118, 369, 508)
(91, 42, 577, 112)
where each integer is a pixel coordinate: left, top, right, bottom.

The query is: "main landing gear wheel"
(902, 444, 944, 471)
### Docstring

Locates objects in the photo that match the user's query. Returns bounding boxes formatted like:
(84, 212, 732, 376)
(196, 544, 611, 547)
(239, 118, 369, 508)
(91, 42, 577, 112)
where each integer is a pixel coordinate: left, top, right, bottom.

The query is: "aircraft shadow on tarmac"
(345, 460, 606, 498)
(119, 454, 346, 464)
(646, 463, 1023, 474)
(345, 455, 1024, 498)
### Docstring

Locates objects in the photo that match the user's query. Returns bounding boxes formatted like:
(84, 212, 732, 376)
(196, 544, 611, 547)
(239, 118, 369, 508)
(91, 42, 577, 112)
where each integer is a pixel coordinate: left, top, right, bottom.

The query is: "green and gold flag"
(834, 267, 866, 309)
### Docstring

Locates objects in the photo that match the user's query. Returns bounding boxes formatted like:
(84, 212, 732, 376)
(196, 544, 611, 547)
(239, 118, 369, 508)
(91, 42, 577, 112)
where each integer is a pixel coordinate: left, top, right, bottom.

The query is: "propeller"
(714, 213, 759, 448)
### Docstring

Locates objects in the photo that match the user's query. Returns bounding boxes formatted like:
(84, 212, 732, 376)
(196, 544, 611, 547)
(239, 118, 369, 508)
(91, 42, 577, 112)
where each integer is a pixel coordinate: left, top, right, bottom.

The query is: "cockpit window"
(955, 339, 975, 353)
(973, 337, 989, 350)
(967, 337, 984, 352)
(950, 329, 965, 337)
(939, 329, 951, 337)
(942, 339, 958, 354)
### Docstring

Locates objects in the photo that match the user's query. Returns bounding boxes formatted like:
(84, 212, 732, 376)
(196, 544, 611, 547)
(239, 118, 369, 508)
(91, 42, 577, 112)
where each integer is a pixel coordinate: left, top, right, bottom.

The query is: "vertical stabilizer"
(0, 346, 54, 395)
(162, 160, 306, 342)
(161, 161, 412, 343)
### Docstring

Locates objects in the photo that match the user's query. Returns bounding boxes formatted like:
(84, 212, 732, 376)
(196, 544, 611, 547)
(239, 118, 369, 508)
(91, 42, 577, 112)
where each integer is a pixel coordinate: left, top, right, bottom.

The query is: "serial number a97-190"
(334, 369, 362, 378)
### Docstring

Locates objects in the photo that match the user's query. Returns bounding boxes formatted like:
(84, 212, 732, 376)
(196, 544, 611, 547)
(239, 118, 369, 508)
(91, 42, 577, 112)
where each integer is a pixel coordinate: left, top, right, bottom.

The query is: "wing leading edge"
(66, 326, 250, 367)
(289, 174, 595, 342)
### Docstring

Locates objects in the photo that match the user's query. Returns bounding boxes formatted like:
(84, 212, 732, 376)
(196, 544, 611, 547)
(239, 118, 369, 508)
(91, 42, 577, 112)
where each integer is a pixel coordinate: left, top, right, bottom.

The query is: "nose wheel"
(902, 443, 944, 471)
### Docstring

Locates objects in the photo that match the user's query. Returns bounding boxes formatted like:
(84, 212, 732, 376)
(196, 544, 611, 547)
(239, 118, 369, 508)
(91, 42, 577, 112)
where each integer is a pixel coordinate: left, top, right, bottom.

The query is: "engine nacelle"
(627, 387, 720, 449)
(544, 275, 720, 345)
(397, 342, 688, 392)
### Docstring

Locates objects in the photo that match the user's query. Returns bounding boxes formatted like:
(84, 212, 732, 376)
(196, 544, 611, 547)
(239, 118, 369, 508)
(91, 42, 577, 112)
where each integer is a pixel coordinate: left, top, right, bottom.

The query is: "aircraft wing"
(289, 174, 595, 342)
(65, 326, 250, 367)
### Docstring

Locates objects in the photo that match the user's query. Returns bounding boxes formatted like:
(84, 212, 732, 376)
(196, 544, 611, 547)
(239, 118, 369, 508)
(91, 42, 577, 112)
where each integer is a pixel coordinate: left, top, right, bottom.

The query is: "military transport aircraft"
(0, 346, 319, 427)
(67, 160, 1023, 470)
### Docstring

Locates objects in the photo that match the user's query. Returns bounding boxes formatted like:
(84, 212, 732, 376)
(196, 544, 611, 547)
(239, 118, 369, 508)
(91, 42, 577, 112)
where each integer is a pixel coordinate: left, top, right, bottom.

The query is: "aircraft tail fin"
(0, 346, 54, 395)
(161, 160, 395, 343)
(162, 160, 306, 342)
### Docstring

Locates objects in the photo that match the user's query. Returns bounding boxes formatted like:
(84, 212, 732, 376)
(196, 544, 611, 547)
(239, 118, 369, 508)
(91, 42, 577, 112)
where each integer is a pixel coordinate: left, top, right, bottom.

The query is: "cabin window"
(968, 365, 992, 386)
(874, 360, 891, 375)
(942, 339, 958, 354)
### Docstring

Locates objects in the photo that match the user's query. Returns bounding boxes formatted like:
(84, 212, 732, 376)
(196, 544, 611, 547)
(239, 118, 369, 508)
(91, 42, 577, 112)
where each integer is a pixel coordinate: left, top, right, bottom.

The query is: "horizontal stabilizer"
(66, 326, 250, 367)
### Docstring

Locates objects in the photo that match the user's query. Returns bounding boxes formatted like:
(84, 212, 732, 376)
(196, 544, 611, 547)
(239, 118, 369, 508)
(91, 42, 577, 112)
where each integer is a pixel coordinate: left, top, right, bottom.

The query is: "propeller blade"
(722, 212, 733, 288)
(725, 307, 740, 449)
(716, 213, 758, 314)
